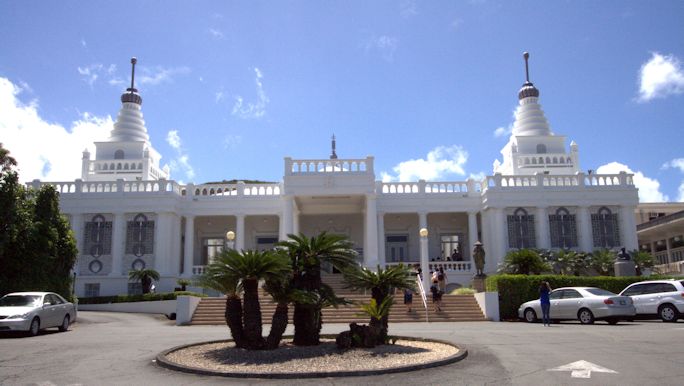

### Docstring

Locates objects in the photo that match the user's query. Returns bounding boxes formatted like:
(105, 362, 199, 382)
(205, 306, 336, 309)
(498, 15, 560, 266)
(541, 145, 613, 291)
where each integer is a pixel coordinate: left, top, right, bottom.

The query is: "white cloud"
(662, 158, 684, 201)
(165, 130, 195, 180)
(364, 35, 399, 62)
(223, 134, 243, 149)
(493, 125, 512, 138)
(215, 90, 224, 103)
(0, 77, 113, 182)
(382, 145, 469, 182)
(399, 0, 418, 18)
(80, 38, 87, 48)
(77, 64, 102, 87)
(77, 63, 125, 87)
(208, 28, 224, 39)
(137, 66, 191, 86)
(232, 67, 269, 119)
(596, 161, 668, 202)
(637, 53, 684, 102)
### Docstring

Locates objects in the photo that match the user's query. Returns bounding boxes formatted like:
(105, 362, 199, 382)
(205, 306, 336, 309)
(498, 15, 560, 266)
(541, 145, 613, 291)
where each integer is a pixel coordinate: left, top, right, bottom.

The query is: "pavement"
(1, 311, 683, 385)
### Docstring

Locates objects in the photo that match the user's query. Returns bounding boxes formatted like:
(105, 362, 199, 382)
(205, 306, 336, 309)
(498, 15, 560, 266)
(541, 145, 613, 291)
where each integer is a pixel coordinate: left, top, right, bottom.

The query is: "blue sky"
(1, 1, 683, 202)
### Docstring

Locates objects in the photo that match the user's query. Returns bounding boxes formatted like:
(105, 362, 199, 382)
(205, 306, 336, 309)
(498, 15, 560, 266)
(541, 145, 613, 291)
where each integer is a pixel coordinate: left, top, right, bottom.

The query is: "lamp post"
(419, 227, 429, 291)
(225, 230, 235, 251)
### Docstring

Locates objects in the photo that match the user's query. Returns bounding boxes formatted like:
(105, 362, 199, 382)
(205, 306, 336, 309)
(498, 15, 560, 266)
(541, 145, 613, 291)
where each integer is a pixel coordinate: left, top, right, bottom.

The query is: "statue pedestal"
(614, 260, 636, 277)
(471, 275, 487, 293)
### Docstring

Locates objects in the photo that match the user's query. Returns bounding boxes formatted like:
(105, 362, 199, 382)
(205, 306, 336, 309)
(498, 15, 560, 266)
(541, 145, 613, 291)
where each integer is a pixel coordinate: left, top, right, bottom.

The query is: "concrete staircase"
(190, 274, 487, 325)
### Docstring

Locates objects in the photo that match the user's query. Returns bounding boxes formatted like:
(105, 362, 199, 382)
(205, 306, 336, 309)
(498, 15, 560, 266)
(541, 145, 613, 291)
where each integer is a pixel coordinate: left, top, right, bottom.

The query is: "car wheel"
(28, 317, 40, 336)
(578, 308, 595, 324)
(524, 308, 537, 323)
(607, 317, 619, 325)
(659, 304, 679, 323)
(58, 315, 70, 332)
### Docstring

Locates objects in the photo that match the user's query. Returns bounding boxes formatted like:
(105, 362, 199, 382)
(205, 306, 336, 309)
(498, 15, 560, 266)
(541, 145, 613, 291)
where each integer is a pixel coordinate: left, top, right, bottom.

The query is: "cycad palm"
(199, 249, 291, 350)
(277, 232, 358, 346)
(343, 264, 415, 341)
(128, 268, 160, 294)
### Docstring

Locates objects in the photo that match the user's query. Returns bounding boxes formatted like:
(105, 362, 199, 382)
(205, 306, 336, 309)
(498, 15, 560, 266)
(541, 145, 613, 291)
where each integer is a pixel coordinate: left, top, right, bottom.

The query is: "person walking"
(539, 281, 552, 326)
(403, 287, 414, 313)
(437, 267, 447, 293)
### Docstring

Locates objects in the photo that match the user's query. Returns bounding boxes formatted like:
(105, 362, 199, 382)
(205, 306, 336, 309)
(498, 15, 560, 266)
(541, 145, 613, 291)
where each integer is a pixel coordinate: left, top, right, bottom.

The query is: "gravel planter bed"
(157, 335, 467, 378)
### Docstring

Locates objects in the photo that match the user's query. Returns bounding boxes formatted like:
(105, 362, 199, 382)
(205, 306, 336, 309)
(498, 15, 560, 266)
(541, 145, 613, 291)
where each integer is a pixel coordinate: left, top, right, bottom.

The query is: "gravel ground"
(165, 338, 460, 374)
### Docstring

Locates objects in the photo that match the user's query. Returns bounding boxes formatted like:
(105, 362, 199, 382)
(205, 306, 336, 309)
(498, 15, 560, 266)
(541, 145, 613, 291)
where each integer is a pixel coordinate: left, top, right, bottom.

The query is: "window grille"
(591, 207, 620, 248)
(549, 208, 578, 248)
(84, 283, 100, 298)
(125, 214, 155, 256)
(83, 214, 112, 257)
(507, 208, 536, 248)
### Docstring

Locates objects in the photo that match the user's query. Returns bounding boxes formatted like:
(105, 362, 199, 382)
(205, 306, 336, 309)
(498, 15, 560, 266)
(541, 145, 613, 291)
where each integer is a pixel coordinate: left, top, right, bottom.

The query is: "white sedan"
(0, 292, 77, 336)
(518, 287, 636, 325)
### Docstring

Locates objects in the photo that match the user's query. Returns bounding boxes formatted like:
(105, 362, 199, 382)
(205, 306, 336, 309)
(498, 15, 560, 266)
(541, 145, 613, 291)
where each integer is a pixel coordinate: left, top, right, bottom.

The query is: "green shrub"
(498, 249, 551, 275)
(452, 287, 476, 295)
(77, 291, 206, 305)
(486, 274, 675, 320)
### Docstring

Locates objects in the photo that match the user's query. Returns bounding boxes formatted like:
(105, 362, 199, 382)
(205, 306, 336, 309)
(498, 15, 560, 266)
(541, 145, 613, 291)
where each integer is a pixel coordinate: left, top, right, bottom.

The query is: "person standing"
(539, 281, 552, 326)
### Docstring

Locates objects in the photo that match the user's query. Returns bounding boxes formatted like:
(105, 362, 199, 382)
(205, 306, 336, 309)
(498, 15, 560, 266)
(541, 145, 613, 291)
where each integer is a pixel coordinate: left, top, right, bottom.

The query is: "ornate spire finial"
(518, 51, 539, 100)
(121, 57, 142, 105)
(129, 57, 137, 92)
(330, 134, 338, 159)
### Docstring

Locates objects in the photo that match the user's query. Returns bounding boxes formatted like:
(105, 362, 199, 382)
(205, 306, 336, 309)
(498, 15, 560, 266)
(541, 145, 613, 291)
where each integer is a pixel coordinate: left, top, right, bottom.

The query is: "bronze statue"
(617, 247, 631, 261)
(473, 241, 486, 276)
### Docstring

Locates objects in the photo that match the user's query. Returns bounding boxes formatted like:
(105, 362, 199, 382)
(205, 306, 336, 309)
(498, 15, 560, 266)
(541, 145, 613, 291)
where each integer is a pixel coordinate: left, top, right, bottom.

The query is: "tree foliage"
(128, 268, 161, 294)
(0, 144, 77, 299)
(498, 249, 551, 275)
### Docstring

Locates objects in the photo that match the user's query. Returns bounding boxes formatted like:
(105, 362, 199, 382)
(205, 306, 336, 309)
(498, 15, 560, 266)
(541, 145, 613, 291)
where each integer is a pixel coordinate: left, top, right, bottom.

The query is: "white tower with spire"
(81, 58, 170, 182)
(494, 52, 580, 175)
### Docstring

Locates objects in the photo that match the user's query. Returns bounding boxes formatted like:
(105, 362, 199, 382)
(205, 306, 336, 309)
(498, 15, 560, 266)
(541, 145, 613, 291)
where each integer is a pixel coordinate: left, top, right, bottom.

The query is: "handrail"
(415, 274, 429, 322)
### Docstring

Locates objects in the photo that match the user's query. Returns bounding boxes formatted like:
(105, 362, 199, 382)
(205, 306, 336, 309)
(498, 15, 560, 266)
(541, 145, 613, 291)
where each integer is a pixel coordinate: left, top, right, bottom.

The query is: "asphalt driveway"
(1, 311, 682, 385)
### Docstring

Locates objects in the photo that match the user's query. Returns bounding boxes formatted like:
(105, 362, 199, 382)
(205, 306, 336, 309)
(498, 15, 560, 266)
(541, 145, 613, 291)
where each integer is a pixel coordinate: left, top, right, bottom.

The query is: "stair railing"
(415, 274, 429, 322)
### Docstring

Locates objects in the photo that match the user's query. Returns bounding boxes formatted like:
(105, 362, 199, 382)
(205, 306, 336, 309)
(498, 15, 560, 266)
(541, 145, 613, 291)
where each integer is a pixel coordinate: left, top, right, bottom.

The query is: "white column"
(468, 211, 478, 260)
(536, 207, 550, 250)
(279, 196, 294, 240)
(493, 208, 507, 273)
(110, 212, 125, 276)
(377, 212, 386, 268)
(154, 213, 174, 275)
(170, 214, 182, 275)
(619, 206, 638, 251)
(235, 214, 246, 251)
(70, 213, 83, 276)
(577, 206, 592, 252)
(364, 195, 379, 269)
(183, 215, 195, 277)
(293, 208, 300, 235)
(666, 237, 672, 264)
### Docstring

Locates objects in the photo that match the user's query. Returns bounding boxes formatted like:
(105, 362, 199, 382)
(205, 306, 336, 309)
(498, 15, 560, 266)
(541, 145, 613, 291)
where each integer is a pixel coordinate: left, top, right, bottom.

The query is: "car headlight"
(7, 313, 31, 319)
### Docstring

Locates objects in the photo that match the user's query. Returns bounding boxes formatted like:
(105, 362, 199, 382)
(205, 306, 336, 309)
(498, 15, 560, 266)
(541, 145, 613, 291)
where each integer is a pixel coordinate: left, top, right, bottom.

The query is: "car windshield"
(0, 295, 41, 307)
(585, 288, 617, 296)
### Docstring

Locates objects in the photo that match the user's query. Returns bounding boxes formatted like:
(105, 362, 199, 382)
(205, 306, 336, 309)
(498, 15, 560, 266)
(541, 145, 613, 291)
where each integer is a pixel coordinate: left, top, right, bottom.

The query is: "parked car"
(619, 279, 684, 322)
(518, 287, 636, 325)
(0, 292, 77, 336)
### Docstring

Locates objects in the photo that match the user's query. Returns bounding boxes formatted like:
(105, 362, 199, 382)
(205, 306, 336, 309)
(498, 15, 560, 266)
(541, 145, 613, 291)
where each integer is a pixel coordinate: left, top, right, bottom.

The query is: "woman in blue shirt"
(539, 281, 552, 326)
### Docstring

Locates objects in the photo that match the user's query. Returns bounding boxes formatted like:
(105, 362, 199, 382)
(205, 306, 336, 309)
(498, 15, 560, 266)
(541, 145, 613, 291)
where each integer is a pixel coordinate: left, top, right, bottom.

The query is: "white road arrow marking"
(548, 360, 618, 379)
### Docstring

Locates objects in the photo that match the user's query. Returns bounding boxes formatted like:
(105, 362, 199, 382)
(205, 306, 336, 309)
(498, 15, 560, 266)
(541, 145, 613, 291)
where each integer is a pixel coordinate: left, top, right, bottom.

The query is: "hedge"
(77, 291, 206, 305)
(485, 274, 675, 320)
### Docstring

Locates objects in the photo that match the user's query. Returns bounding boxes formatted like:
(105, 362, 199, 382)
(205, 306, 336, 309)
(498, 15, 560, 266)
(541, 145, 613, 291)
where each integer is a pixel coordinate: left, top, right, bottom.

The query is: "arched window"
(591, 207, 620, 248)
(549, 207, 577, 248)
(536, 144, 547, 154)
(126, 214, 155, 256)
(84, 214, 112, 258)
(114, 150, 124, 159)
(507, 208, 536, 249)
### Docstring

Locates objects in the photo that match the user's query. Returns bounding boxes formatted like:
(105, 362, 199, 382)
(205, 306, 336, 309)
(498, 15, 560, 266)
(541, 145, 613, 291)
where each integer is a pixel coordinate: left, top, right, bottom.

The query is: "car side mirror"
(43, 302, 52, 307)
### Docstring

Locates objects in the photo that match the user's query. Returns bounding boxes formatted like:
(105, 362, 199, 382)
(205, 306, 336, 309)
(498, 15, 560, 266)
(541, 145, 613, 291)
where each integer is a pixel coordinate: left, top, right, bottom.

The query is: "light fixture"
(419, 228, 428, 238)
(226, 231, 235, 241)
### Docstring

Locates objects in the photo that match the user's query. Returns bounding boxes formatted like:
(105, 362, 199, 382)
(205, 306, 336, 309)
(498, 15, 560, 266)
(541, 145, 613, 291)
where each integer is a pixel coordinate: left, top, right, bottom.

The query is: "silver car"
(518, 287, 636, 325)
(0, 292, 77, 336)
(619, 279, 684, 322)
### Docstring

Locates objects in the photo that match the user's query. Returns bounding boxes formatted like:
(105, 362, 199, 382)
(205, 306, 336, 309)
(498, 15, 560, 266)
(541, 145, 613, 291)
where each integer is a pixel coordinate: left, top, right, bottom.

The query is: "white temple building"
(31, 55, 640, 297)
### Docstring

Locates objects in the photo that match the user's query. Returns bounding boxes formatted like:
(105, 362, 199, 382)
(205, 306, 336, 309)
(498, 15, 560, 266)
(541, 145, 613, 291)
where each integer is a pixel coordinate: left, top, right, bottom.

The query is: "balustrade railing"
(285, 157, 374, 175)
(484, 171, 634, 190)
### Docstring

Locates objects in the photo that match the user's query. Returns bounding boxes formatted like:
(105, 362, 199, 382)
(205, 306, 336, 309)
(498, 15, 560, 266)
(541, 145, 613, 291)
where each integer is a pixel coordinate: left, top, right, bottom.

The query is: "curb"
(155, 335, 468, 379)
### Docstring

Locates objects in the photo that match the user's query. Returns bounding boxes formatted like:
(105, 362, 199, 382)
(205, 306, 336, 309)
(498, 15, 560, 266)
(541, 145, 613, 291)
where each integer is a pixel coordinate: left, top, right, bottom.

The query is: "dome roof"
(518, 81, 539, 100)
(108, 58, 149, 142)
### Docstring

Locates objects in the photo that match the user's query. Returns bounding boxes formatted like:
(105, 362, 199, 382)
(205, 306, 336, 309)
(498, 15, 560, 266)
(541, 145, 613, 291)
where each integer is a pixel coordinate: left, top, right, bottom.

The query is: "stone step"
(190, 294, 486, 324)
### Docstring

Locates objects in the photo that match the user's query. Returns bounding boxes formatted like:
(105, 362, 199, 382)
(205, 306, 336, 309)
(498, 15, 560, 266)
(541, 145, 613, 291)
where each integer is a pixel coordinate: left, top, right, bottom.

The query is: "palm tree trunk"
(242, 278, 265, 349)
(225, 296, 246, 348)
(293, 303, 320, 346)
(266, 302, 288, 349)
(371, 288, 389, 344)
